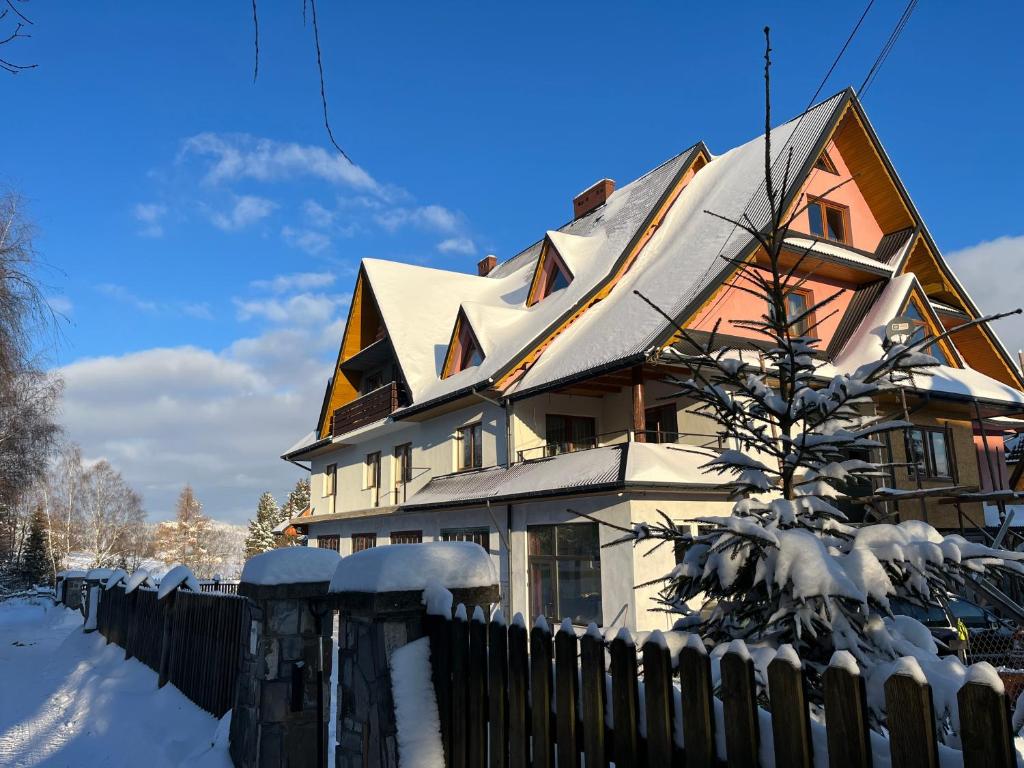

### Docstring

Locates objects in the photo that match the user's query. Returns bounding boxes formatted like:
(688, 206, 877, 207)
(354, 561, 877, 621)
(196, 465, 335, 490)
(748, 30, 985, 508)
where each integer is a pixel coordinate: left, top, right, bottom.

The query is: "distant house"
(282, 89, 1024, 632)
(272, 506, 312, 542)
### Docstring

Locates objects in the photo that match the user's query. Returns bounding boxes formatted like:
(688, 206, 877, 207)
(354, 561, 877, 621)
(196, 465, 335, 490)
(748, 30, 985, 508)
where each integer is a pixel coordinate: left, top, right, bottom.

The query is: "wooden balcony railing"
(331, 381, 403, 437)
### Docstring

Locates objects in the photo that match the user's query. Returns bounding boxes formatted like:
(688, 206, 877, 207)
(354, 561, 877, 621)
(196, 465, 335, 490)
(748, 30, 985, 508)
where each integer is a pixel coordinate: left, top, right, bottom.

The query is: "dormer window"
(814, 151, 839, 174)
(807, 198, 849, 244)
(901, 298, 953, 366)
(441, 311, 485, 378)
(527, 239, 574, 306)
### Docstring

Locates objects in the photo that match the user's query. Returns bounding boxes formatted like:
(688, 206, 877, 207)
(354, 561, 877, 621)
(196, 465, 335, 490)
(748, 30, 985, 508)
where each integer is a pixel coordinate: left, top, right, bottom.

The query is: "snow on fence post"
(156, 564, 199, 688)
(228, 548, 340, 768)
(327, 541, 499, 768)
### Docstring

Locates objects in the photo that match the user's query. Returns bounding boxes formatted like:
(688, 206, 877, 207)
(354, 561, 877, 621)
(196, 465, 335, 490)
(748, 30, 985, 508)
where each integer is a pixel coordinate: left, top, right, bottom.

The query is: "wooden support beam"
(632, 365, 646, 442)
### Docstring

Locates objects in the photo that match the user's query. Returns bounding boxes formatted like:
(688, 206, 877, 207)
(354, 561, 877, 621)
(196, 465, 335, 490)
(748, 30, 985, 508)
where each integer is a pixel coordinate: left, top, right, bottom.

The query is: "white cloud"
(182, 302, 214, 320)
(47, 295, 73, 315)
(234, 292, 344, 326)
(251, 271, 337, 293)
(208, 195, 277, 232)
(133, 203, 168, 238)
(375, 204, 461, 234)
(57, 336, 333, 524)
(945, 234, 1024, 357)
(96, 283, 158, 313)
(437, 237, 477, 256)
(303, 199, 335, 228)
(281, 225, 332, 255)
(180, 132, 381, 194)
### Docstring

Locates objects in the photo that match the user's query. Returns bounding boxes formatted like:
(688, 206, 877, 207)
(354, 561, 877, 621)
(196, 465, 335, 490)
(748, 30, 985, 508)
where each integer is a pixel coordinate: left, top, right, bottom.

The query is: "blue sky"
(4, 1, 1023, 524)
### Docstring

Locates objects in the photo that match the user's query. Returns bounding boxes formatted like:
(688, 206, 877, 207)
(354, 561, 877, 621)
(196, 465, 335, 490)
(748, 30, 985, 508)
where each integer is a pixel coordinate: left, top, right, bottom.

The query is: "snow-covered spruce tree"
(275, 478, 309, 547)
(621, 29, 1024, 736)
(21, 504, 52, 586)
(243, 491, 279, 559)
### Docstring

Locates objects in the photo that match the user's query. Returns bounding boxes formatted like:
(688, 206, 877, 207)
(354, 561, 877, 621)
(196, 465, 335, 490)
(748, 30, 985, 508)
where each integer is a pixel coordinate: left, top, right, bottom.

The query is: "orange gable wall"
(789, 140, 885, 253)
(690, 266, 856, 348)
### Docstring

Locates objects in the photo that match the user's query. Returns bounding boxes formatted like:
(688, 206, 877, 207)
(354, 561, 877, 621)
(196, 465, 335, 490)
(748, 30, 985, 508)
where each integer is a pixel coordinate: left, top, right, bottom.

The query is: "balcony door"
(545, 414, 596, 456)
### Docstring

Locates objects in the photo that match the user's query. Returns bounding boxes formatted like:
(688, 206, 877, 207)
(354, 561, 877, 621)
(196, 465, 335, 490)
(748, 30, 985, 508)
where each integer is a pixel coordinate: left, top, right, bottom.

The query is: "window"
(443, 315, 485, 378)
(390, 530, 422, 544)
(905, 426, 955, 481)
(460, 338, 483, 370)
(323, 464, 337, 497)
(393, 443, 412, 503)
(528, 523, 602, 626)
(527, 242, 574, 305)
(545, 414, 597, 456)
(365, 452, 381, 506)
(457, 423, 483, 470)
(781, 288, 814, 336)
(352, 533, 377, 552)
(317, 534, 340, 552)
(814, 151, 839, 174)
(807, 198, 849, 244)
(645, 404, 679, 444)
(441, 527, 490, 550)
(902, 300, 953, 366)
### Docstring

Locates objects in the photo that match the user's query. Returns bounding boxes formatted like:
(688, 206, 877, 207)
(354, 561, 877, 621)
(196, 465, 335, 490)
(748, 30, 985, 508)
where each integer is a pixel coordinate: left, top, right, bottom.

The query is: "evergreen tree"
(21, 504, 52, 585)
(243, 491, 279, 559)
(154, 485, 210, 570)
(275, 478, 310, 548)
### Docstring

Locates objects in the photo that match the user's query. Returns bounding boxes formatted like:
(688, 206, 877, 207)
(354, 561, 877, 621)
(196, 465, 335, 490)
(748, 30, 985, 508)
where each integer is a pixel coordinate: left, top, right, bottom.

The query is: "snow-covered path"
(0, 596, 231, 768)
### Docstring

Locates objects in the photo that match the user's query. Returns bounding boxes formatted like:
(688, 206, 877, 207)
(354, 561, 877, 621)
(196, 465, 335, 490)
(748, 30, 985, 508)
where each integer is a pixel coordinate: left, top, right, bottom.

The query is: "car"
(890, 596, 1024, 667)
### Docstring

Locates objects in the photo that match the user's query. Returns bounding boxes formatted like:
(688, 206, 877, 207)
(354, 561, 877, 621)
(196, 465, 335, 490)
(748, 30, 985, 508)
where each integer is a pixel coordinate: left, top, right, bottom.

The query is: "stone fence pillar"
(329, 542, 499, 768)
(229, 548, 340, 768)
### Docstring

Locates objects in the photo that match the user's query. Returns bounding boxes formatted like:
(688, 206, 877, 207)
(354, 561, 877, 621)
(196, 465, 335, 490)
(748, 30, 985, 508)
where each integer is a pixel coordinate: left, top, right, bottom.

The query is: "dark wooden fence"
(426, 606, 1019, 768)
(198, 580, 240, 595)
(95, 584, 247, 718)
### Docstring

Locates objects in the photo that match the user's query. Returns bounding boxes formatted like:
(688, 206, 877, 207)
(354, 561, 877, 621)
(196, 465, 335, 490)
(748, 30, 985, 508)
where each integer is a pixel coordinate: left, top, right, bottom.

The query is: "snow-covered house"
(282, 89, 1024, 632)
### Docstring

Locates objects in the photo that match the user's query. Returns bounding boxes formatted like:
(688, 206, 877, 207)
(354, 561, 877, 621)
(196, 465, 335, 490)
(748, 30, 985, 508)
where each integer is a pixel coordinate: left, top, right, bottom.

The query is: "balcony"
(330, 381, 405, 437)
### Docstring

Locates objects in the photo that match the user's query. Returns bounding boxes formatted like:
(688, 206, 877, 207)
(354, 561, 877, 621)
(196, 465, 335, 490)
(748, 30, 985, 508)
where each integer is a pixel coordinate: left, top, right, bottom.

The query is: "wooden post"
(958, 681, 1015, 768)
(579, 629, 608, 768)
(488, 616, 509, 768)
(555, 624, 580, 768)
(642, 634, 675, 766)
(530, 621, 554, 768)
(632, 365, 646, 443)
(451, 606, 470, 768)
(679, 641, 716, 768)
(720, 647, 759, 768)
(768, 654, 813, 768)
(610, 631, 640, 767)
(823, 664, 872, 768)
(468, 609, 488, 768)
(884, 672, 939, 768)
(508, 619, 530, 768)
(157, 591, 175, 689)
(427, 609, 454, 766)
(974, 398, 1009, 523)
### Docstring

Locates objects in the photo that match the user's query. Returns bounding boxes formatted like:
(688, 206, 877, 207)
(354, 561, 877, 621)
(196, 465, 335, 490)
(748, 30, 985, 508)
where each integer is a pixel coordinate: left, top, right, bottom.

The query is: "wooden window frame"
(390, 529, 422, 545)
(807, 197, 851, 245)
(365, 451, 381, 506)
(456, 423, 483, 471)
(440, 527, 490, 550)
(527, 523, 603, 627)
(393, 443, 412, 504)
(902, 295, 958, 367)
(323, 463, 337, 498)
(905, 425, 956, 482)
(351, 532, 377, 552)
(526, 240, 574, 306)
(316, 534, 340, 553)
(441, 313, 485, 379)
(814, 150, 839, 175)
(544, 413, 598, 456)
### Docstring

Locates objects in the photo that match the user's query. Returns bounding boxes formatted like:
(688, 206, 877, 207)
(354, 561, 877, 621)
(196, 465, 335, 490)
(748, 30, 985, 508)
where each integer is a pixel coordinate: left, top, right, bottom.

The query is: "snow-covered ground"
(0, 596, 231, 768)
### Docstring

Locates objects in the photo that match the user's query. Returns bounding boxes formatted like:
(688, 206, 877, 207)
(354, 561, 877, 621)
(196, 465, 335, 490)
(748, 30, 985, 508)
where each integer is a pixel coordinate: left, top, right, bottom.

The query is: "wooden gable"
(526, 237, 574, 306)
(440, 309, 485, 379)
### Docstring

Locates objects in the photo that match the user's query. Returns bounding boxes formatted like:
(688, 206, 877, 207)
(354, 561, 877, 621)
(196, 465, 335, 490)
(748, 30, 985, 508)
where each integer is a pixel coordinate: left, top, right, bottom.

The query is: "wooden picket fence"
(95, 583, 247, 718)
(426, 606, 1019, 768)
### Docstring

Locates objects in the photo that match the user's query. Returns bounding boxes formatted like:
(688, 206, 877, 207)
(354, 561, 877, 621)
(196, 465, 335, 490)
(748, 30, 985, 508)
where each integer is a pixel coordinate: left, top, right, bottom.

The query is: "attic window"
(901, 298, 953, 366)
(527, 241, 573, 306)
(814, 151, 839, 174)
(807, 198, 849, 244)
(442, 315, 485, 378)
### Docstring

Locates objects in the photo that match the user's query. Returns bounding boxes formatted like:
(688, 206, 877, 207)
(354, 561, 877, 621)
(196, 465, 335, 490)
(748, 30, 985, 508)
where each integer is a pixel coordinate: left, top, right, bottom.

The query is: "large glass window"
(902, 301, 952, 366)
(528, 523, 602, 626)
(393, 443, 412, 503)
(457, 423, 483, 470)
(441, 527, 490, 551)
(365, 452, 381, 506)
(645, 404, 678, 443)
(905, 426, 955, 481)
(545, 414, 597, 456)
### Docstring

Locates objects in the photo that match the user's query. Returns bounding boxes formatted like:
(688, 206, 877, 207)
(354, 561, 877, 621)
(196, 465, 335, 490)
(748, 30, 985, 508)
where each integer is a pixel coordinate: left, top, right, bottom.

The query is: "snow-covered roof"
(329, 541, 497, 593)
(358, 145, 700, 408)
(402, 442, 720, 510)
(782, 236, 894, 275)
(831, 274, 1024, 406)
(508, 92, 847, 397)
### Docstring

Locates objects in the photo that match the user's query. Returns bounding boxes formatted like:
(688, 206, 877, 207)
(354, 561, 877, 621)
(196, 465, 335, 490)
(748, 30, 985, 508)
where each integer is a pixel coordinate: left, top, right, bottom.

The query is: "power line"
(805, 0, 875, 112)
(859, 0, 919, 97)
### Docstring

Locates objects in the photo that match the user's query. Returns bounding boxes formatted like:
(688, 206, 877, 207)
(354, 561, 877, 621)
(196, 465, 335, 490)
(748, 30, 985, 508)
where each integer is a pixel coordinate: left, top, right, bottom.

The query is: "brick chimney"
(477, 254, 498, 276)
(573, 178, 615, 219)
